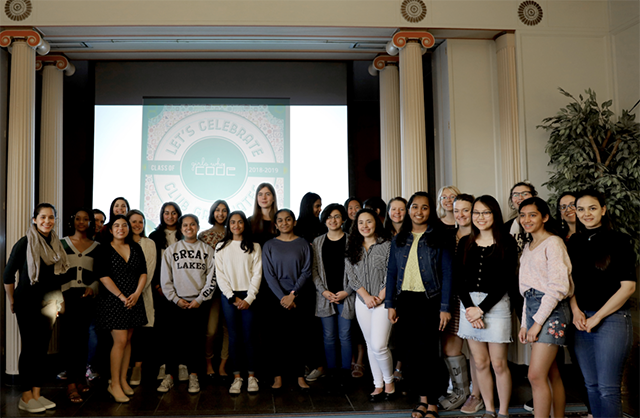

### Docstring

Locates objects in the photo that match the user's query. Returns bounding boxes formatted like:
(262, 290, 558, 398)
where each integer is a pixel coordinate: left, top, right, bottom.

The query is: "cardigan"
(312, 233, 355, 319)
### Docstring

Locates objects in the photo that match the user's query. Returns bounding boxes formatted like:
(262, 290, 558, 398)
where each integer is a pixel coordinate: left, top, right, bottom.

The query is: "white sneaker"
(157, 375, 174, 393)
(178, 365, 189, 381)
(188, 375, 200, 393)
(305, 368, 325, 382)
(229, 377, 243, 394)
(157, 364, 166, 380)
(18, 399, 45, 413)
(36, 396, 56, 410)
(247, 376, 259, 393)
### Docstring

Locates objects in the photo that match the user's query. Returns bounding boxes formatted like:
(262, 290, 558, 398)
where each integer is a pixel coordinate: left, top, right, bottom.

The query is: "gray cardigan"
(312, 233, 355, 319)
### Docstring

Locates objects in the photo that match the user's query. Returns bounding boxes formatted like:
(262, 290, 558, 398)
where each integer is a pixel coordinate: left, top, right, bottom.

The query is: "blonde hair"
(436, 185, 461, 218)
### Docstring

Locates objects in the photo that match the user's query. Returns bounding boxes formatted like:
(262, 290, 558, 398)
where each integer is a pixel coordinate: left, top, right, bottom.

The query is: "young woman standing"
(343, 197, 362, 234)
(556, 192, 578, 241)
(158, 214, 216, 394)
(347, 208, 394, 401)
(250, 183, 279, 247)
(456, 196, 517, 418)
(126, 210, 157, 386)
(60, 208, 100, 403)
(149, 202, 182, 381)
(198, 200, 231, 381)
(215, 211, 262, 394)
(383, 197, 407, 238)
(568, 191, 636, 418)
(95, 215, 148, 403)
(295, 192, 326, 244)
(436, 186, 461, 228)
(386, 192, 453, 418)
(4, 203, 69, 413)
(518, 197, 573, 418)
(312, 204, 355, 387)
(262, 209, 313, 391)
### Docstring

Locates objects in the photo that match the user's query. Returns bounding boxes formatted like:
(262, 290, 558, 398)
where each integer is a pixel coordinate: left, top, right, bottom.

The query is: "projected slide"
(141, 102, 288, 226)
(94, 102, 348, 232)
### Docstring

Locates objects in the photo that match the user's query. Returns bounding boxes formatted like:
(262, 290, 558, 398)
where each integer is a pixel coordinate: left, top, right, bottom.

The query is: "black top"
(3, 235, 59, 308)
(322, 234, 347, 293)
(567, 227, 637, 312)
(249, 218, 277, 247)
(295, 217, 328, 244)
(455, 234, 518, 313)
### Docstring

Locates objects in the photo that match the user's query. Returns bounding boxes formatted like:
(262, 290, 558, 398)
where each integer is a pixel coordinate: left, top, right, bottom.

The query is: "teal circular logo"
(180, 137, 248, 201)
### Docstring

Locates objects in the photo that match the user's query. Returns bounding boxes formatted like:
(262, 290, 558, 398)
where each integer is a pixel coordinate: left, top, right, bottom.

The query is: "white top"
(215, 241, 262, 305)
(161, 240, 217, 305)
(139, 237, 157, 327)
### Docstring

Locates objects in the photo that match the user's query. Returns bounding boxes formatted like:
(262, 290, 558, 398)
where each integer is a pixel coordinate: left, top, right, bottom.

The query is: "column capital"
(373, 55, 399, 71)
(0, 29, 49, 55)
(36, 55, 71, 72)
(391, 30, 435, 51)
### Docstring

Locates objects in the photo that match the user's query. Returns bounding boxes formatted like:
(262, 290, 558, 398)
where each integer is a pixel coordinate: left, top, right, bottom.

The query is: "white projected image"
(94, 105, 348, 231)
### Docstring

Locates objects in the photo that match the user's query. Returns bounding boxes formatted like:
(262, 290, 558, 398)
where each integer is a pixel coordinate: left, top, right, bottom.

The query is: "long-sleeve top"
(347, 239, 391, 304)
(519, 235, 574, 326)
(312, 233, 355, 319)
(567, 227, 637, 312)
(455, 235, 518, 313)
(149, 228, 178, 288)
(262, 237, 312, 300)
(161, 240, 216, 305)
(215, 241, 262, 305)
(138, 237, 157, 327)
(60, 237, 101, 294)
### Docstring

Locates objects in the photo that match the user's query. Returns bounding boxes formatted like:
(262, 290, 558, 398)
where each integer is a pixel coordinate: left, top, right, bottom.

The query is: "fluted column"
(387, 31, 435, 197)
(1, 30, 49, 377)
(37, 56, 72, 234)
(372, 55, 401, 201)
(496, 33, 522, 219)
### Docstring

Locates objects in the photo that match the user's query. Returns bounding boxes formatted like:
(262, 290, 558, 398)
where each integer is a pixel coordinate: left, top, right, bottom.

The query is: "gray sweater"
(161, 240, 217, 305)
(312, 233, 355, 319)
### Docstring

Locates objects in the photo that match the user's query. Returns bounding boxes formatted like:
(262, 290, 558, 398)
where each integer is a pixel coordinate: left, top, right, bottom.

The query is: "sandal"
(67, 388, 83, 404)
(77, 383, 90, 394)
(411, 403, 439, 418)
(351, 363, 364, 378)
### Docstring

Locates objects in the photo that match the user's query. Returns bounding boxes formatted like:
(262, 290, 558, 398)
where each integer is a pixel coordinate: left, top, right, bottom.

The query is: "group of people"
(3, 181, 635, 418)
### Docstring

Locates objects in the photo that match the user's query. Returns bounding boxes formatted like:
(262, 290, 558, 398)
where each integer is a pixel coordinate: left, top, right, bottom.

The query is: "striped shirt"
(347, 239, 391, 304)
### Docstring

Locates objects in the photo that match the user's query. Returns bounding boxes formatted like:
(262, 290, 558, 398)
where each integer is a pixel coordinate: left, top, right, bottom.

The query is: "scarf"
(26, 225, 70, 286)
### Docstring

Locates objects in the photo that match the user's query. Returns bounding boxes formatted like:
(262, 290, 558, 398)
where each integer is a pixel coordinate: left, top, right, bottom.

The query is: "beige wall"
(608, 0, 639, 115)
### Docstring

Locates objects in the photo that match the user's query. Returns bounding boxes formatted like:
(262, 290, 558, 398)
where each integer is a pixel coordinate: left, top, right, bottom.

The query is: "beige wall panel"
(611, 22, 640, 114)
(608, 0, 639, 29)
(546, 1, 608, 30)
(429, 1, 516, 29)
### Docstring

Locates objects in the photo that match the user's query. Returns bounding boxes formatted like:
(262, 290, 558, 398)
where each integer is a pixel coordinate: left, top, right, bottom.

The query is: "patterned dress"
(96, 243, 148, 330)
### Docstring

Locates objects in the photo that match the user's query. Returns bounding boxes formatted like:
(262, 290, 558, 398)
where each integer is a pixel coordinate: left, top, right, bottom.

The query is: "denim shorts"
(524, 289, 571, 346)
(457, 292, 512, 343)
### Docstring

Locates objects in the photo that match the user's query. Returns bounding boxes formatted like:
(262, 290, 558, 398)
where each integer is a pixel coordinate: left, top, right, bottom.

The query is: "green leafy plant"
(539, 88, 640, 261)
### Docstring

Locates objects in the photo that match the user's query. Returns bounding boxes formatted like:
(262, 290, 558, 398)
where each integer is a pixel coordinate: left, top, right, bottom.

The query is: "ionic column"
(0, 30, 49, 377)
(495, 33, 521, 219)
(387, 31, 435, 197)
(37, 55, 74, 234)
(371, 55, 401, 201)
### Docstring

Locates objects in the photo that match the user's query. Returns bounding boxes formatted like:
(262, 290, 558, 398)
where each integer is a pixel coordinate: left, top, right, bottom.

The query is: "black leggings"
(60, 289, 95, 383)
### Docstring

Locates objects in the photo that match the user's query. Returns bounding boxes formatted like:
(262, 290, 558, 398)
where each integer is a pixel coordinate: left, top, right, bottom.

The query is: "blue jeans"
(221, 292, 256, 375)
(320, 303, 352, 370)
(574, 309, 632, 418)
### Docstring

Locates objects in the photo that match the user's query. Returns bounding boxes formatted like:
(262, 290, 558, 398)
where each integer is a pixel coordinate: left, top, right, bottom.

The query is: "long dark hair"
(518, 197, 560, 236)
(463, 195, 506, 264)
(208, 200, 230, 226)
(383, 197, 407, 237)
(343, 197, 361, 232)
(346, 208, 386, 265)
(67, 207, 96, 239)
(217, 211, 255, 254)
(295, 192, 324, 240)
(363, 197, 386, 218)
(574, 190, 614, 270)
(108, 197, 130, 223)
(396, 192, 440, 247)
(153, 201, 183, 248)
(556, 191, 577, 238)
(105, 214, 135, 245)
(33, 202, 57, 219)
(251, 183, 278, 236)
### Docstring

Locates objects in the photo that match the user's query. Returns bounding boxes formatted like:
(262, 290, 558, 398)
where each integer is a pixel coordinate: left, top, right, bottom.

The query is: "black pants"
(15, 299, 56, 392)
(164, 300, 210, 377)
(60, 288, 96, 384)
(395, 291, 441, 403)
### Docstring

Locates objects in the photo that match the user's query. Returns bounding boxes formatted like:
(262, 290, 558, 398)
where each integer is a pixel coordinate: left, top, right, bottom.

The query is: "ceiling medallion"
(4, 0, 32, 21)
(518, 0, 543, 26)
(401, 0, 427, 23)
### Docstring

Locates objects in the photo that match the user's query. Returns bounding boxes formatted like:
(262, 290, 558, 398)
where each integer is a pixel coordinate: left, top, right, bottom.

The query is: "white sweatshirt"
(161, 240, 216, 305)
(215, 241, 262, 305)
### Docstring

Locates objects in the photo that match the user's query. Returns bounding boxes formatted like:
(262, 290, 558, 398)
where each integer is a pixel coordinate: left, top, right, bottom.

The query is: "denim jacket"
(384, 225, 453, 312)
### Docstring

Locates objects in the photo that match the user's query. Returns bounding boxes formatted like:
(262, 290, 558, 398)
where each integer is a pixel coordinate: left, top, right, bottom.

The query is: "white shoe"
(178, 364, 189, 381)
(229, 377, 243, 394)
(18, 399, 45, 413)
(157, 364, 166, 380)
(36, 396, 56, 410)
(305, 368, 325, 382)
(247, 376, 259, 393)
(130, 366, 142, 386)
(188, 375, 200, 393)
(157, 375, 174, 393)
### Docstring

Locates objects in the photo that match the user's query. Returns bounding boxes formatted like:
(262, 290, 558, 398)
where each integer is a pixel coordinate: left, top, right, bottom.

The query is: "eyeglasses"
(512, 191, 532, 199)
(440, 195, 456, 201)
(472, 211, 493, 218)
(326, 215, 342, 221)
(559, 203, 576, 212)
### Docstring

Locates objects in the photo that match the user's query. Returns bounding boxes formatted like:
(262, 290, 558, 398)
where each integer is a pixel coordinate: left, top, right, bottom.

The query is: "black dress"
(96, 243, 148, 330)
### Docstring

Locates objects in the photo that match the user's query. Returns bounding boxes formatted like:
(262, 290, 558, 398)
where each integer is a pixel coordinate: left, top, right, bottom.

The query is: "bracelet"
(116, 292, 122, 298)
